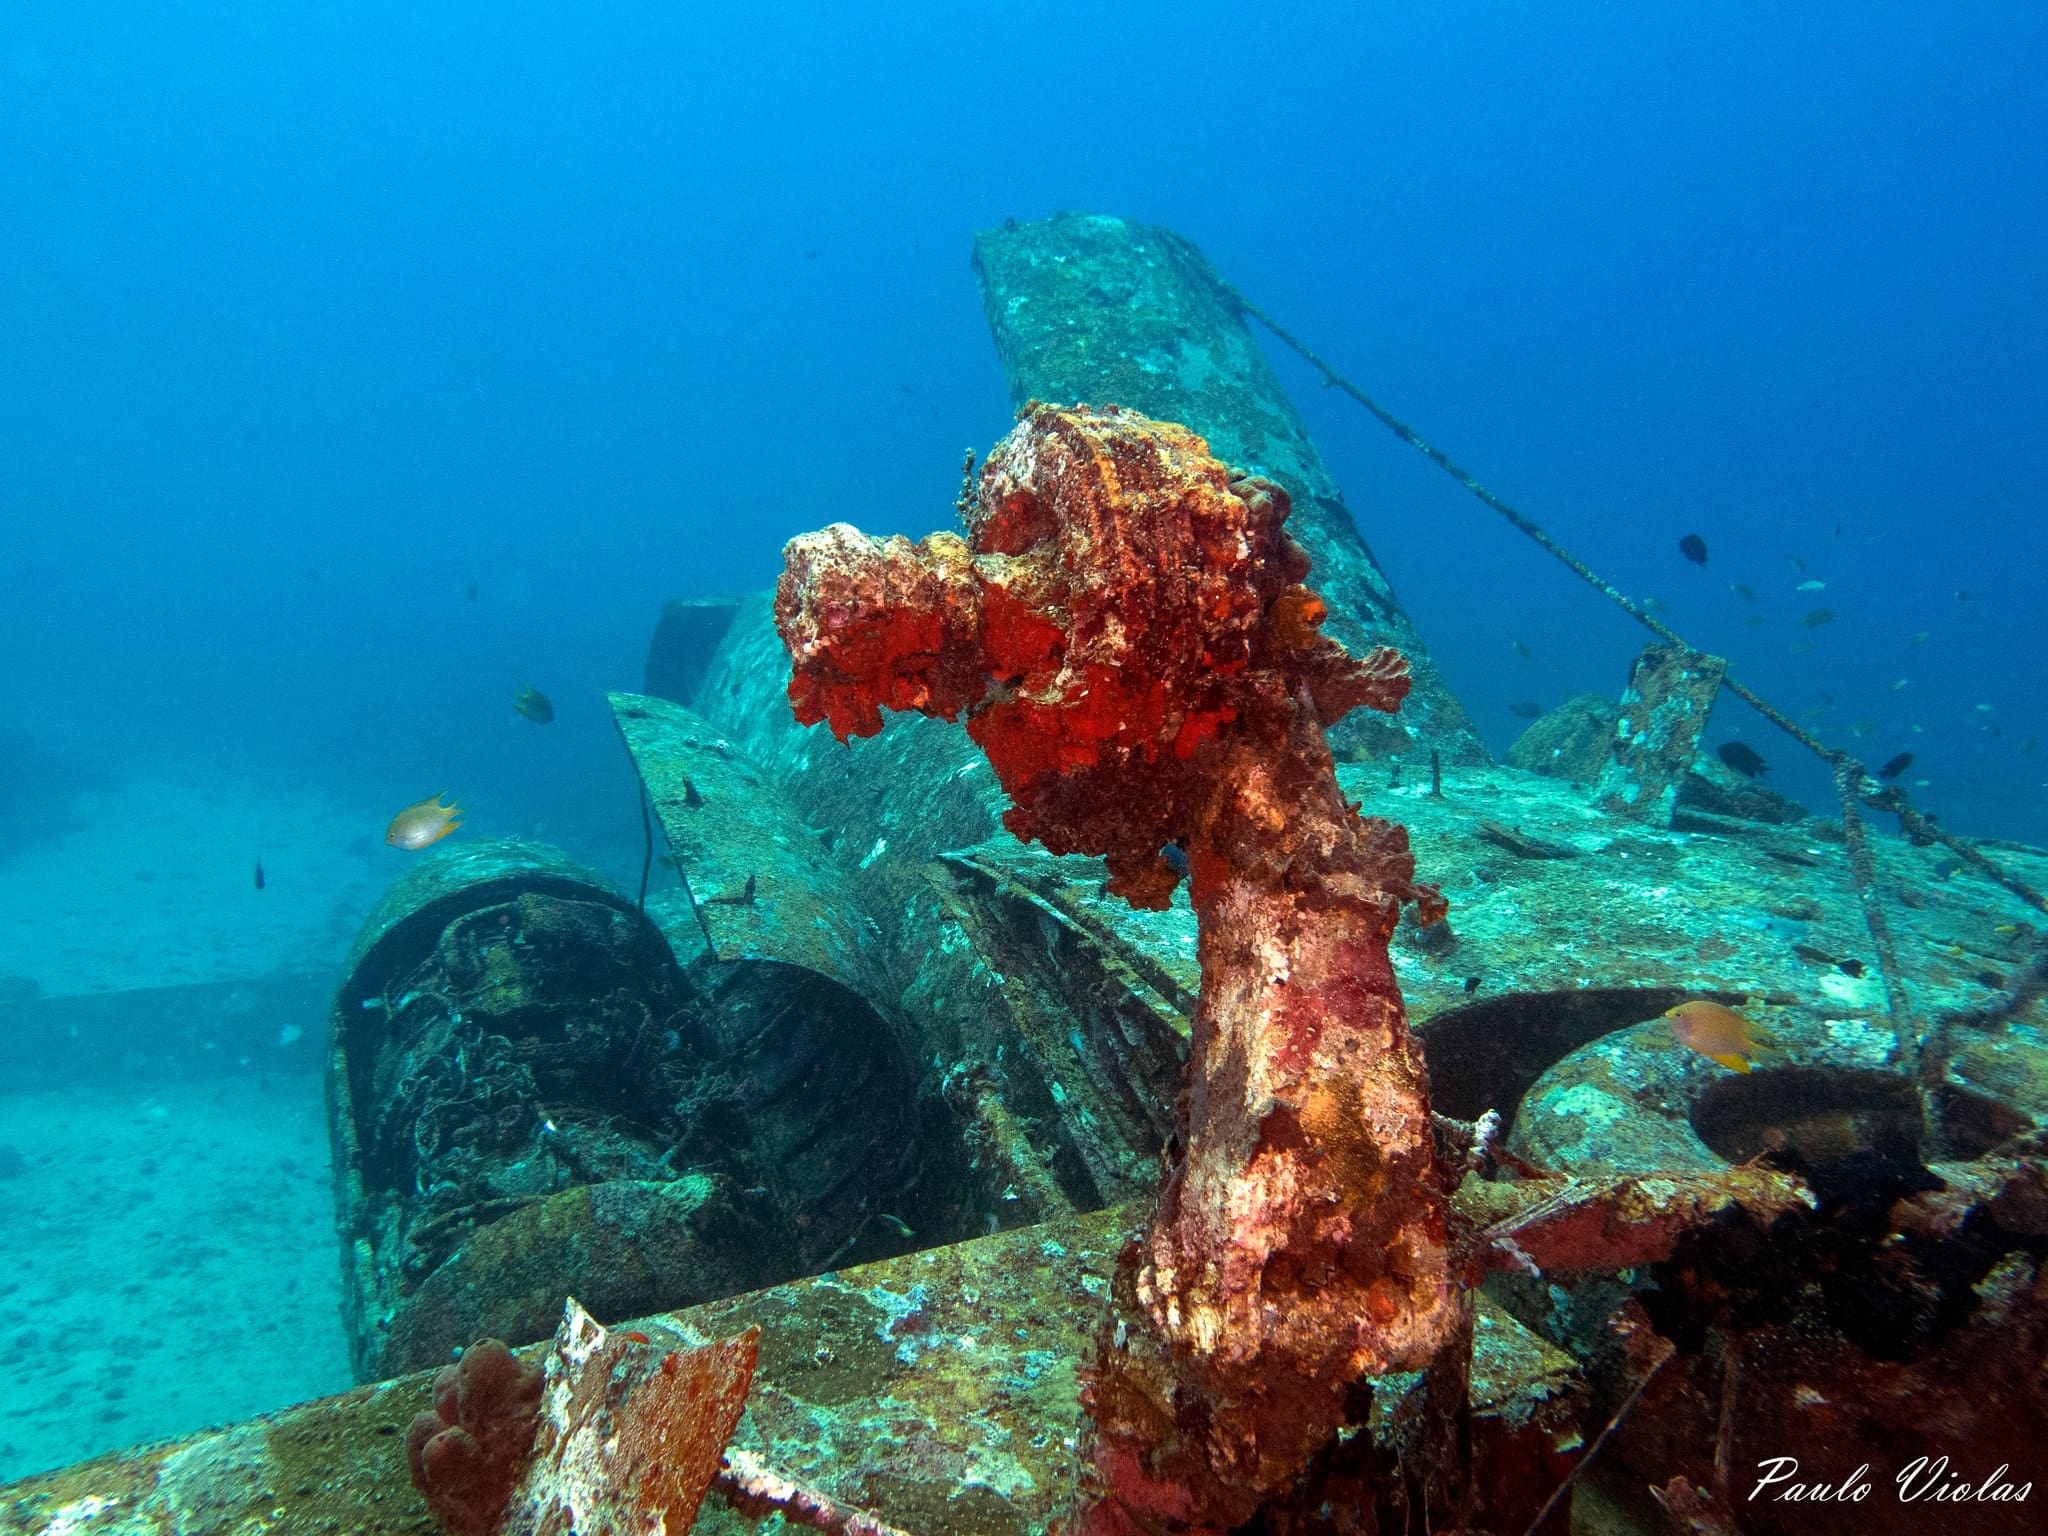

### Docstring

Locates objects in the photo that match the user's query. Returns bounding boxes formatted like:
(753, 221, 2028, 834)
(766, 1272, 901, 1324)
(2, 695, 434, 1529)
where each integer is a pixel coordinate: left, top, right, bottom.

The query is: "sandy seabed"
(0, 774, 391, 999)
(0, 769, 630, 1485)
(0, 772, 388, 1480)
(0, 1067, 353, 1482)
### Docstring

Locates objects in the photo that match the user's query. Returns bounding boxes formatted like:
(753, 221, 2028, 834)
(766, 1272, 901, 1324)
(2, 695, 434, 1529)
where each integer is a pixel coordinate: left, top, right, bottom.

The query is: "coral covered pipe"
(776, 404, 1460, 1534)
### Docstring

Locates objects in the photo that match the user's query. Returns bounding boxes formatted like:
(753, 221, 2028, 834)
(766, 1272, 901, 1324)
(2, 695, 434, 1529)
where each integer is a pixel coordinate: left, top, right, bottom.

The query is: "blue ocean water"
(2, 3, 2041, 859)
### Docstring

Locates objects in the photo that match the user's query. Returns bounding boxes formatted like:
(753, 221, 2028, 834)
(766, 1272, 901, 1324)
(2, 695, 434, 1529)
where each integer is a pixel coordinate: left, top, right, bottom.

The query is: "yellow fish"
(1663, 998, 1777, 1073)
(386, 793, 463, 850)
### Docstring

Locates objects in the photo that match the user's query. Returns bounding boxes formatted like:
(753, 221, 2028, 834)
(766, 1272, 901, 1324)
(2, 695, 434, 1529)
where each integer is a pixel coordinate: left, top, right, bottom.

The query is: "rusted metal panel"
(928, 847, 1190, 1208)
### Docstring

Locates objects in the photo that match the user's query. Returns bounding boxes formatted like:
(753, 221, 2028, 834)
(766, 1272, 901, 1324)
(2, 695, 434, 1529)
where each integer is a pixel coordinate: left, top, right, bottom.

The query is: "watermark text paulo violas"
(1751, 1456, 2031, 1505)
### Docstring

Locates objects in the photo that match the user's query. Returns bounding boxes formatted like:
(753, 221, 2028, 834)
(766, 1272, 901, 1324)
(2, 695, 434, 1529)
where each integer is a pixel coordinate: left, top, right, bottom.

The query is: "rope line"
(1201, 273, 2048, 1061)
(1233, 292, 1861, 752)
(636, 782, 655, 914)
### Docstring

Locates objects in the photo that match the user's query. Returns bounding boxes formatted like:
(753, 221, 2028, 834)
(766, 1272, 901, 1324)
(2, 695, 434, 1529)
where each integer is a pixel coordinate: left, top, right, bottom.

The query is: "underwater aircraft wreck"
(6, 213, 2045, 1536)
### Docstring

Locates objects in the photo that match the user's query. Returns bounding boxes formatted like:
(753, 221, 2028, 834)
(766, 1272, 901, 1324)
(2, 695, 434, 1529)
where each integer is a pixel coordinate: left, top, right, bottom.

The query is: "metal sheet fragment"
(503, 1300, 757, 1536)
(1595, 643, 1729, 822)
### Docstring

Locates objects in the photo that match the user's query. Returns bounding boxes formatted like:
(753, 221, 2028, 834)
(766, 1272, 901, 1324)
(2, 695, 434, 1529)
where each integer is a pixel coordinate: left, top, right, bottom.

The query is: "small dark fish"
(1875, 752, 1915, 780)
(1160, 842, 1190, 879)
(1956, 589, 1972, 602)
(1732, 583, 1756, 602)
(1678, 533, 1709, 566)
(1787, 554, 1807, 573)
(465, 580, 479, 603)
(1463, 975, 1483, 994)
(683, 777, 704, 808)
(1800, 607, 1835, 628)
(1512, 640, 1530, 659)
(1716, 741, 1769, 778)
(1508, 701, 1543, 720)
(253, 858, 266, 891)
(512, 685, 554, 724)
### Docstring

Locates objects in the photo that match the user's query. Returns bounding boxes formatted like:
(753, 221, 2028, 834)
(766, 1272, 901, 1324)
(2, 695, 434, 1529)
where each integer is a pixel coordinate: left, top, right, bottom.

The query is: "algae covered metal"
(608, 690, 930, 1245)
(1594, 641, 1730, 821)
(326, 831, 924, 1384)
(326, 839, 763, 1379)
(0, 1212, 1589, 1536)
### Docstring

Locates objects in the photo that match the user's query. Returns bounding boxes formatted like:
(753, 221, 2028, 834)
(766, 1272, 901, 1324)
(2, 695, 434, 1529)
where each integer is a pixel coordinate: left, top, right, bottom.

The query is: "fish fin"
(1749, 1029, 1782, 1050)
(1706, 1052, 1752, 1073)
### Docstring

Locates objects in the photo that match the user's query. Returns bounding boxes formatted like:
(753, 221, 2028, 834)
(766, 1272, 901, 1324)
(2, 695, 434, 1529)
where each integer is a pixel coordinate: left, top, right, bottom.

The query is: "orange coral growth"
(406, 1338, 545, 1536)
(778, 404, 1420, 892)
(779, 524, 985, 741)
(777, 404, 1457, 1533)
(1270, 584, 1328, 650)
(409, 1304, 760, 1536)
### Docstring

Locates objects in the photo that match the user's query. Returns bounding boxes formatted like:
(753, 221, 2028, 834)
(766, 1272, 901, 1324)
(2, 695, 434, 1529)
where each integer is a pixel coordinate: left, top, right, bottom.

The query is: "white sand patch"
(0, 773, 392, 998)
(0, 1074, 352, 1482)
